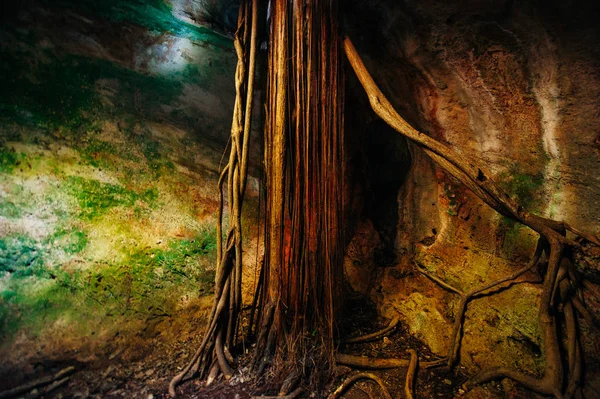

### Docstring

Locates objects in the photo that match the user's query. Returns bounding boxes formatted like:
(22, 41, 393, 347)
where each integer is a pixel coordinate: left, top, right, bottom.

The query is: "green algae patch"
(0, 201, 22, 218)
(46, 228, 88, 255)
(496, 168, 544, 259)
(0, 50, 102, 134)
(64, 176, 158, 221)
(0, 228, 216, 341)
(79, 139, 120, 169)
(497, 168, 544, 210)
(0, 147, 25, 174)
(0, 234, 45, 277)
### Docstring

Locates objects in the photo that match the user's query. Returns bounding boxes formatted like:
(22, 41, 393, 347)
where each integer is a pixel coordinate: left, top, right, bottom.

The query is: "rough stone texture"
(0, 0, 260, 375)
(343, 0, 600, 384)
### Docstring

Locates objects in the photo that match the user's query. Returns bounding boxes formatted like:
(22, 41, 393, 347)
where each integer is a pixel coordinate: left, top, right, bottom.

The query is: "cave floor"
(0, 296, 536, 399)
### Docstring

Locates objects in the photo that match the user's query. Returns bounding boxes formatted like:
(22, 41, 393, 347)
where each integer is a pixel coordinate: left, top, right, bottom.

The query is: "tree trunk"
(252, 0, 345, 389)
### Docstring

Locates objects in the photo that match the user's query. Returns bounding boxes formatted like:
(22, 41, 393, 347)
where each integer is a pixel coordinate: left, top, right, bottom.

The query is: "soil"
(333, 294, 467, 399)
(0, 293, 524, 399)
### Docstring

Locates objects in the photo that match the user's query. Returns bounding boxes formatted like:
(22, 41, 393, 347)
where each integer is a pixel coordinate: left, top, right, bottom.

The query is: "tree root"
(28, 377, 71, 399)
(404, 349, 418, 399)
(0, 366, 75, 399)
(327, 373, 392, 399)
(342, 315, 400, 344)
(279, 371, 301, 396)
(336, 353, 445, 370)
(415, 237, 543, 368)
(343, 35, 598, 398)
(168, 1, 259, 395)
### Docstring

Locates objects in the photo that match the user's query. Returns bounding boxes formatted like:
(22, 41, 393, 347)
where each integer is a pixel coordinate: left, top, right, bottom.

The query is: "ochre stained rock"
(343, 0, 600, 386)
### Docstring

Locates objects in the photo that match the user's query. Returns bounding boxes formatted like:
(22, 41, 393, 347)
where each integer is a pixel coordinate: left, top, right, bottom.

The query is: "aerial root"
(404, 349, 418, 399)
(342, 315, 400, 344)
(168, 0, 258, 395)
(343, 35, 599, 398)
(327, 372, 392, 399)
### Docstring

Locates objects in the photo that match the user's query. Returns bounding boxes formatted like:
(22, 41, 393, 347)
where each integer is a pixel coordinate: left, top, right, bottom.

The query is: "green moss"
(0, 147, 25, 173)
(0, 229, 216, 339)
(498, 168, 544, 210)
(88, 231, 217, 315)
(0, 201, 22, 218)
(0, 234, 45, 277)
(79, 139, 119, 168)
(498, 216, 537, 260)
(46, 228, 88, 254)
(64, 176, 158, 220)
(0, 47, 206, 136)
(0, 50, 102, 133)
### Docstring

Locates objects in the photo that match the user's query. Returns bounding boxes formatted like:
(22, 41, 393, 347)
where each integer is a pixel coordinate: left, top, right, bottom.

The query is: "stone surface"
(343, 0, 600, 383)
(0, 0, 260, 377)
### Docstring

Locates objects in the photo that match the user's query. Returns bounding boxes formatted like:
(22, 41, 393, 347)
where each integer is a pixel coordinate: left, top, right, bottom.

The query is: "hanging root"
(328, 373, 393, 399)
(342, 315, 400, 344)
(168, 0, 259, 396)
(343, 35, 599, 398)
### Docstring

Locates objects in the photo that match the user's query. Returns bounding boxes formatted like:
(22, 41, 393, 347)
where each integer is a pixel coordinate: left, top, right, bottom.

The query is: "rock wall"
(343, 0, 600, 388)
(0, 0, 260, 374)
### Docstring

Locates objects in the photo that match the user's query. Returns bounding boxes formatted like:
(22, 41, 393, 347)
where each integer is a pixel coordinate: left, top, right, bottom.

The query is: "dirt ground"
(0, 293, 528, 399)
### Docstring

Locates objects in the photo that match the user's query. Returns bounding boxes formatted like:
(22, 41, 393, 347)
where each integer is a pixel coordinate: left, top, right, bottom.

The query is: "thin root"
(342, 315, 400, 345)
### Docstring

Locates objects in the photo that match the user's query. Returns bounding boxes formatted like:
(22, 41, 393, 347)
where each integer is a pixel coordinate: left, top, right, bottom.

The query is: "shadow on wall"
(362, 118, 411, 267)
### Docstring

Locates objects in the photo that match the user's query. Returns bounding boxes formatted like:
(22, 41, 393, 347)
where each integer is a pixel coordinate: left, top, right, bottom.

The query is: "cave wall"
(343, 0, 600, 386)
(0, 0, 263, 374)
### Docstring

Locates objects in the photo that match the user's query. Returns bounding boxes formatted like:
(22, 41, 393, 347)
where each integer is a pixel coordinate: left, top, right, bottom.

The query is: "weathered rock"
(343, 0, 600, 378)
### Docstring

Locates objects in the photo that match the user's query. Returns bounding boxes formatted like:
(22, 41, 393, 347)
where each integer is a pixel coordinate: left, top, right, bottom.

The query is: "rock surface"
(343, 0, 600, 388)
(0, 0, 260, 380)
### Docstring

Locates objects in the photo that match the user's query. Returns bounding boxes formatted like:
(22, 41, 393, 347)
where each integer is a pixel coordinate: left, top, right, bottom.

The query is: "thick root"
(0, 366, 75, 399)
(343, 35, 597, 398)
(336, 353, 445, 370)
(328, 372, 392, 399)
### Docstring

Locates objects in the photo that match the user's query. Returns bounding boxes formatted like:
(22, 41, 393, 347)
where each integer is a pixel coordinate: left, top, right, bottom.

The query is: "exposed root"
(0, 366, 75, 399)
(416, 237, 543, 368)
(279, 371, 301, 396)
(343, 36, 598, 398)
(571, 296, 599, 331)
(28, 377, 71, 399)
(328, 372, 392, 399)
(561, 276, 583, 399)
(205, 361, 219, 387)
(336, 353, 445, 370)
(342, 315, 400, 344)
(404, 349, 418, 399)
